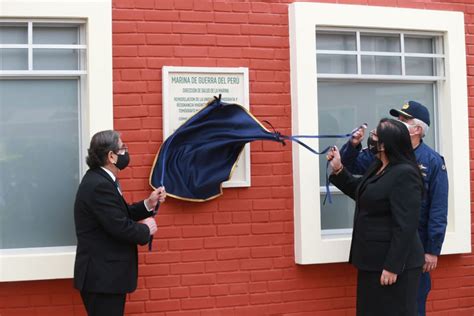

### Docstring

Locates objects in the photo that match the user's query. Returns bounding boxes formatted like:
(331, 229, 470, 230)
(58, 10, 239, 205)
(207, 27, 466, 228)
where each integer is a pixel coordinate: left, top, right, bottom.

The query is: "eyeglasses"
(115, 145, 128, 155)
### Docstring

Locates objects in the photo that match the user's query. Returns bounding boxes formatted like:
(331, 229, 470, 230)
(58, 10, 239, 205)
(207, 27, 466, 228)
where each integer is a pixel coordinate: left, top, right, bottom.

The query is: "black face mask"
(367, 136, 380, 156)
(114, 152, 130, 170)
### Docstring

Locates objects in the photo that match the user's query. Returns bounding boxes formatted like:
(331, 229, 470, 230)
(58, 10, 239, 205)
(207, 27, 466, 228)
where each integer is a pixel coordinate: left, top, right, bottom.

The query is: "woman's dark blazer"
(330, 161, 425, 274)
(73, 168, 152, 294)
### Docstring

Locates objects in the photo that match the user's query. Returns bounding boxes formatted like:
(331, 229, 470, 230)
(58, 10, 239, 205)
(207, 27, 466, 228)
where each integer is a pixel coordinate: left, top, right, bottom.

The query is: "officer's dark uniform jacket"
(340, 140, 448, 256)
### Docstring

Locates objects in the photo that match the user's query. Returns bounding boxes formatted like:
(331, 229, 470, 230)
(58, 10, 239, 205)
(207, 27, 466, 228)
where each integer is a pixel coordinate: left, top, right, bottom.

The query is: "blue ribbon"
(279, 124, 366, 205)
(148, 202, 160, 251)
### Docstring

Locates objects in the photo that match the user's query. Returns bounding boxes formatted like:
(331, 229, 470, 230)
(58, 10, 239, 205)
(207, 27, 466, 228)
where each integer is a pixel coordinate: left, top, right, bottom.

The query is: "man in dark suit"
(74, 130, 166, 316)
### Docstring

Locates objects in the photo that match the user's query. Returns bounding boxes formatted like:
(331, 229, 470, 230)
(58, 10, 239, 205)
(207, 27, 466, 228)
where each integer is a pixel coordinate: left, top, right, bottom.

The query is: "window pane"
(317, 81, 435, 230)
(33, 25, 80, 44)
(33, 49, 79, 70)
(361, 33, 400, 52)
(406, 57, 435, 76)
(320, 194, 355, 230)
(0, 23, 28, 44)
(361, 56, 401, 75)
(0, 48, 28, 70)
(405, 37, 433, 54)
(316, 31, 356, 51)
(0, 79, 79, 249)
(317, 54, 357, 74)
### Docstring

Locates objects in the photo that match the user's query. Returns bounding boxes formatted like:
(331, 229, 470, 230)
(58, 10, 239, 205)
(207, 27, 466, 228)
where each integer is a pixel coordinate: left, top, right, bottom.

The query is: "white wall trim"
(289, 2, 471, 264)
(0, 247, 76, 282)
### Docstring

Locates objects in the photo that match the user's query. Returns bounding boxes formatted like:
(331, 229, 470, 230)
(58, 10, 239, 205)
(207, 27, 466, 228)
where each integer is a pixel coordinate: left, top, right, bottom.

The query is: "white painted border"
(0, 247, 76, 281)
(0, 0, 113, 281)
(289, 2, 471, 264)
(162, 66, 251, 188)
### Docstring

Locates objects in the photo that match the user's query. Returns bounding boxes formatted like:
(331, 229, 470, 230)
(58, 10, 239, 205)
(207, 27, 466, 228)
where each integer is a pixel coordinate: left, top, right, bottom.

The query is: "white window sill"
(0, 246, 76, 281)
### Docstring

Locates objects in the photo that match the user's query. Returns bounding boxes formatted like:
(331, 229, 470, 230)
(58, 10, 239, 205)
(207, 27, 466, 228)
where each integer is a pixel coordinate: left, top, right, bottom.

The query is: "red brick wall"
(1, 1, 473, 315)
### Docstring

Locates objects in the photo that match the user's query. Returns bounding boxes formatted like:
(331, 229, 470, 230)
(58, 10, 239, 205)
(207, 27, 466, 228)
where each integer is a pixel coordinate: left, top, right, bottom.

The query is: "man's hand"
(423, 253, 438, 272)
(156, 186, 166, 203)
(145, 186, 166, 210)
(140, 217, 157, 235)
(350, 127, 365, 147)
(380, 269, 398, 286)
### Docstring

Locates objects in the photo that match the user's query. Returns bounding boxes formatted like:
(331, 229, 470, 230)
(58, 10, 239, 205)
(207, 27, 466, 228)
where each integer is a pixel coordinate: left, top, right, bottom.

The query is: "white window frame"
(0, 0, 112, 281)
(289, 2, 471, 264)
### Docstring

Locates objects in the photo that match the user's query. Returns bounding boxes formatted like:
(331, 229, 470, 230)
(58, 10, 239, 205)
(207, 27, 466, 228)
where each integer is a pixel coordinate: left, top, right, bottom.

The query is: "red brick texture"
(1, 0, 474, 315)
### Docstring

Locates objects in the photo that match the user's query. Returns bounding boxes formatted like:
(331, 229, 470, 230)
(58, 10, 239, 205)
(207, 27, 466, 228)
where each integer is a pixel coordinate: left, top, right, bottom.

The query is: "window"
(0, 0, 112, 281)
(289, 3, 470, 264)
(1, 22, 84, 249)
(316, 30, 441, 233)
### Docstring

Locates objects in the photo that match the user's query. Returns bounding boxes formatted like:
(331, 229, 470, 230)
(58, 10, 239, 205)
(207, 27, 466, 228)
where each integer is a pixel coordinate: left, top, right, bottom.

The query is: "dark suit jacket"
(330, 161, 425, 274)
(74, 168, 152, 294)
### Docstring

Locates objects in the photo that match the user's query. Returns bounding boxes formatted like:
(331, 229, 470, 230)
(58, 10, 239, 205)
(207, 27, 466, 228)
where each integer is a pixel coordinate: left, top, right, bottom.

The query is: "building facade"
(0, 0, 473, 315)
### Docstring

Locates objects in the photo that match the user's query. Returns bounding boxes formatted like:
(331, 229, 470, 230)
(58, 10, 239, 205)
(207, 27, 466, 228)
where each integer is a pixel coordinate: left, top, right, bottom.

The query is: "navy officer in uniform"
(339, 101, 448, 316)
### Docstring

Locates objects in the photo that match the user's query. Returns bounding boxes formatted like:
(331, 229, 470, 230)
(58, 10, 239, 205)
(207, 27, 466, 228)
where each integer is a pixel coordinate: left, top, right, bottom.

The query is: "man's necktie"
(114, 179, 122, 195)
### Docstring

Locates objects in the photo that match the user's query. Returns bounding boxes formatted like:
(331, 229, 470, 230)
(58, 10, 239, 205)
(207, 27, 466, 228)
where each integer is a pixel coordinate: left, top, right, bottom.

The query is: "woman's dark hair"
(86, 130, 121, 169)
(376, 118, 422, 184)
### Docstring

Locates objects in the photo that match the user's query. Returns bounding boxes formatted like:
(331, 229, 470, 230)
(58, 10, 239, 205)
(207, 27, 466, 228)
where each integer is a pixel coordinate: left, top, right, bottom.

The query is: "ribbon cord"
(148, 202, 160, 252)
(280, 126, 365, 205)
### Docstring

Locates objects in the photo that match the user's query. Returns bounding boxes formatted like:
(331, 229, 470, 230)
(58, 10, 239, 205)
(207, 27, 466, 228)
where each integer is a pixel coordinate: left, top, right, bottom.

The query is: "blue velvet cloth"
(150, 96, 282, 201)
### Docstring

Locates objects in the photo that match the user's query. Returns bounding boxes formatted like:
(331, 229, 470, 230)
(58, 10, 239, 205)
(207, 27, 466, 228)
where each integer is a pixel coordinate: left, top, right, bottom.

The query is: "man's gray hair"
(413, 118, 429, 138)
(86, 130, 121, 169)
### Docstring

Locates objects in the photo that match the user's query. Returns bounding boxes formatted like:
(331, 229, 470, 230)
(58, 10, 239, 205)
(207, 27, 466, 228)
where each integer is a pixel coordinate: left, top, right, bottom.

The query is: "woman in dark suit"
(327, 118, 425, 316)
